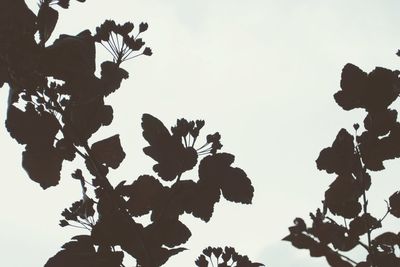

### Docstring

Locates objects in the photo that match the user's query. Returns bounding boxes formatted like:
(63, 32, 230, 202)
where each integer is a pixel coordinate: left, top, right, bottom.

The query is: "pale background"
(1, 0, 400, 266)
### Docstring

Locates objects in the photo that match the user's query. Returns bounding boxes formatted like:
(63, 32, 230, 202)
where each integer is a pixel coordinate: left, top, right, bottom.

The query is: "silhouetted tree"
(285, 53, 400, 266)
(0, 1, 263, 266)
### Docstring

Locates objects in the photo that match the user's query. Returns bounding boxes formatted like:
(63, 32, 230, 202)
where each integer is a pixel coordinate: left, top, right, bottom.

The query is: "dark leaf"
(316, 129, 358, 175)
(334, 64, 400, 111)
(372, 232, 400, 247)
(45, 235, 123, 267)
(56, 138, 76, 161)
(324, 174, 362, 218)
(42, 30, 95, 80)
(142, 114, 198, 181)
(363, 109, 397, 136)
(122, 175, 167, 217)
(389, 191, 400, 218)
(22, 146, 63, 189)
(91, 134, 125, 169)
(145, 219, 191, 248)
(37, 3, 59, 45)
(199, 153, 254, 204)
(349, 213, 381, 237)
(100, 61, 129, 96)
(6, 105, 59, 147)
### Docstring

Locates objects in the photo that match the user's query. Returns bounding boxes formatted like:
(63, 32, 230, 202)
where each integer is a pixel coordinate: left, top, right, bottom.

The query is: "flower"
(94, 19, 151, 65)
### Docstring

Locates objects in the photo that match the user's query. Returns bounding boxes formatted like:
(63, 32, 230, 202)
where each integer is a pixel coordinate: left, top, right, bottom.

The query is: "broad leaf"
(91, 134, 125, 169)
(142, 114, 198, 181)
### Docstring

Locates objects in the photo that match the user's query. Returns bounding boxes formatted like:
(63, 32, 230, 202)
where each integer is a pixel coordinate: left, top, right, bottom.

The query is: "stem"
(336, 251, 357, 265)
(355, 143, 375, 266)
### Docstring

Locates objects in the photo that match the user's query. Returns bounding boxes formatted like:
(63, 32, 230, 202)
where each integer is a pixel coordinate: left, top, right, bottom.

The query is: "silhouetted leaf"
(145, 218, 191, 248)
(335, 64, 400, 111)
(22, 146, 62, 189)
(6, 104, 59, 147)
(91, 134, 125, 169)
(38, 2, 59, 45)
(42, 30, 95, 80)
(357, 123, 400, 171)
(316, 128, 358, 175)
(142, 114, 198, 181)
(349, 213, 381, 237)
(63, 97, 112, 145)
(199, 153, 254, 204)
(45, 235, 123, 267)
(325, 174, 362, 218)
(389, 191, 400, 218)
(56, 138, 76, 161)
(100, 61, 129, 96)
(364, 109, 397, 136)
(372, 232, 400, 247)
(122, 175, 167, 217)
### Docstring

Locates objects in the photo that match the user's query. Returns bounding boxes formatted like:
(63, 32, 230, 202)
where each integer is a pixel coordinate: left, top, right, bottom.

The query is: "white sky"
(2, 0, 400, 266)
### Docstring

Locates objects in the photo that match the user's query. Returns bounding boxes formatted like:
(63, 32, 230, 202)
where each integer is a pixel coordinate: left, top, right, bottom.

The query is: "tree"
(0, 0, 263, 266)
(284, 50, 400, 265)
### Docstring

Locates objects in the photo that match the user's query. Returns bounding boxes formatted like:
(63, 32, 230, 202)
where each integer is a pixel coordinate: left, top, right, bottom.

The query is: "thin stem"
(101, 42, 118, 59)
(121, 48, 134, 61)
(209, 256, 215, 267)
(358, 241, 369, 252)
(336, 251, 357, 265)
(123, 53, 143, 61)
(109, 34, 119, 54)
(115, 33, 121, 52)
(355, 142, 375, 266)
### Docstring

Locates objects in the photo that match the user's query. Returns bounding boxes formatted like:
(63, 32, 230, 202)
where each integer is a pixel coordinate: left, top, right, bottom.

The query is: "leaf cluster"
(285, 60, 400, 267)
(0, 1, 260, 266)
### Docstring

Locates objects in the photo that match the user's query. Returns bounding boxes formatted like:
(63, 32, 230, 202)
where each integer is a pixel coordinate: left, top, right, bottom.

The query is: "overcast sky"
(2, 1, 400, 266)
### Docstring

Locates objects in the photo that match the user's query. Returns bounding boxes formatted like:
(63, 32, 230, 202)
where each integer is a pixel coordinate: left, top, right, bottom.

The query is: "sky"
(2, 0, 400, 266)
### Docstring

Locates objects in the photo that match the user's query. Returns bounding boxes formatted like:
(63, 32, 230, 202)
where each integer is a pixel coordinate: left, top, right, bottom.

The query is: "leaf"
(363, 109, 397, 136)
(145, 219, 191, 248)
(63, 97, 112, 145)
(100, 61, 129, 96)
(45, 235, 124, 267)
(37, 3, 59, 45)
(122, 175, 167, 217)
(22, 146, 63, 189)
(389, 191, 400, 218)
(357, 123, 400, 171)
(334, 64, 400, 111)
(42, 30, 95, 80)
(199, 153, 254, 204)
(316, 128, 358, 175)
(55, 138, 76, 161)
(6, 105, 60, 147)
(91, 134, 125, 169)
(372, 232, 400, 247)
(142, 114, 198, 181)
(349, 213, 381, 237)
(324, 174, 363, 218)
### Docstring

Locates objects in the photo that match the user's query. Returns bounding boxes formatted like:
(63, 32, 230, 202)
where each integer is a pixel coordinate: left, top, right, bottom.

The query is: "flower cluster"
(94, 20, 152, 65)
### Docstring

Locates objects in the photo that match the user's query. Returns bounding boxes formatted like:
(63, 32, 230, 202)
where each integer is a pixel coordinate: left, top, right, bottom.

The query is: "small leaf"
(91, 134, 126, 169)
(22, 146, 63, 189)
(38, 3, 59, 45)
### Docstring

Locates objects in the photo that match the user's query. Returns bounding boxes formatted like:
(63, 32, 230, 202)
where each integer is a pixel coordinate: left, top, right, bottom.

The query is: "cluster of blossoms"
(94, 20, 152, 65)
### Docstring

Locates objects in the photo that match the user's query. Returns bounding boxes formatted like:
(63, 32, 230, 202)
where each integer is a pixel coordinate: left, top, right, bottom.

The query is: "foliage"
(0, 0, 262, 266)
(284, 58, 400, 266)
